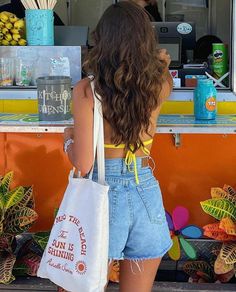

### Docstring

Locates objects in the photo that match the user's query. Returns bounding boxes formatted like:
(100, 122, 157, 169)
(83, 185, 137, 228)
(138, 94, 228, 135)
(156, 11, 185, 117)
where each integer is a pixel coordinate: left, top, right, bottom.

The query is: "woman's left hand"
(64, 127, 74, 141)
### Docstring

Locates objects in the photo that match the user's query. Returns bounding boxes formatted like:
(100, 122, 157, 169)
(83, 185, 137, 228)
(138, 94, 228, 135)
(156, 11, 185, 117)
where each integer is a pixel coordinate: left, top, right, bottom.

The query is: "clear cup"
(15, 59, 34, 86)
(0, 58, 14, 86)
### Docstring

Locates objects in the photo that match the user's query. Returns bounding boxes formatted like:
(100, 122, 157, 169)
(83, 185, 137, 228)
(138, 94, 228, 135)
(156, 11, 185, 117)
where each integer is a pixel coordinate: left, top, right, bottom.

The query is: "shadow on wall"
(2, 133, 71, 231)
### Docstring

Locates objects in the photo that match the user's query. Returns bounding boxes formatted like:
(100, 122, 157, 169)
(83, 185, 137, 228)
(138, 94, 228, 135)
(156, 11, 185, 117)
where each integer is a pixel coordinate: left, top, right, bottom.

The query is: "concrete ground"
(0, 277, 236, 292)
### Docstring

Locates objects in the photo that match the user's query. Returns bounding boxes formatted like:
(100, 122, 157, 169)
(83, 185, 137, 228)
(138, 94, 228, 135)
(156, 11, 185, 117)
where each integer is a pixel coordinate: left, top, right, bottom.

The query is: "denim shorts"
(92, 156, 172, 261)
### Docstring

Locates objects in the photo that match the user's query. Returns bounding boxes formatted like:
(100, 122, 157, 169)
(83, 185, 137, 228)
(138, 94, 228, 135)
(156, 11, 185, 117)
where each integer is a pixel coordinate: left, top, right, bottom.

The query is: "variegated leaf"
(219, 217, 236, 236)
(2, 275, 15, 285)
(214, 254, 234, 275)
(0, 194, 4, 218)
(0, 172, 13, 196)
(211, 188, 229, 199)
(21, 252, 41, 276)
(6, 186, 34, 215)
(217, 269, 235, 283)
(183, 261, 214, 281)
(223, 184, 236, 196)
(19, 186, 34, 208)
(4, 187, 24, 210)
(4, 207, 38, 235)
(12, 262, 28, 276)
(203, 223, 236, 241)
(0, 222, 3, 236)
(0, 235, 14, 252)
(200, 199, 236, 221)
(223, 185, 236, 205)
(211, 246, 221, 257)
(25, 187, 35, 209)
(0, 252, 16, 284)
(220, 243, 236, 265)
(33, 232, 49, 250)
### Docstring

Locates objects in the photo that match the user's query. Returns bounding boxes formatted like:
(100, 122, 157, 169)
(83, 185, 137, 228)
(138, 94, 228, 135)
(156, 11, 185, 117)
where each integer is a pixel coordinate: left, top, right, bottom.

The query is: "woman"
(64, 2, 172, 291)
(130, 0, 162, 21)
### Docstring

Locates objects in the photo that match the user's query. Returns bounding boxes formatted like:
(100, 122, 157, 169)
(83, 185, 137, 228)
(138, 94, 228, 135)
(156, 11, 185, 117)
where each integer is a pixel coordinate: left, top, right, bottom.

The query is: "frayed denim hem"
(108, 257, 124, 265)
(107, 241, 173, 274)
(124, 241, 173, 262)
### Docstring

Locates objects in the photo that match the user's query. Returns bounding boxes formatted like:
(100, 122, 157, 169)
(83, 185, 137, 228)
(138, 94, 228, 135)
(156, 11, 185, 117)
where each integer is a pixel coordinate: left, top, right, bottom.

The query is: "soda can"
(212, 43, 228, 79)
(194, 79, 217, 120)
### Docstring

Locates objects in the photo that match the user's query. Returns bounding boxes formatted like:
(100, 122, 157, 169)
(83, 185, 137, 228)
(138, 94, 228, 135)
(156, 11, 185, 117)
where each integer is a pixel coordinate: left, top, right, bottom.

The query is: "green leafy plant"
(183, 257, 235, 283)
(183, 260, 216, 283)
(199, 184, 236, 282)
(0, 171, 38, 284)
(200, 199, 236, 221)
(32, 231, 50, 251)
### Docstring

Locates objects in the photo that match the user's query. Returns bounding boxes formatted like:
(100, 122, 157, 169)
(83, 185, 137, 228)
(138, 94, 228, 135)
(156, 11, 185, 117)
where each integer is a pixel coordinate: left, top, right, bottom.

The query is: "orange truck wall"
(1, 132, 236, 231)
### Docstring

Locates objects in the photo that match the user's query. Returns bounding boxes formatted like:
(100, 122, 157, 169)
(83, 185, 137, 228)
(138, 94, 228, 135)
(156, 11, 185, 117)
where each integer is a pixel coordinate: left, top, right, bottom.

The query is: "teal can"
(26, 9, 54, 46)
(194, 79, 217, 120)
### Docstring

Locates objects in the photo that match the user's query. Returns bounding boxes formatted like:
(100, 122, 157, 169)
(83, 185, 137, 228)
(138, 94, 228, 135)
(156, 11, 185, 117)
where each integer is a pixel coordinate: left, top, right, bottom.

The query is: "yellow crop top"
(104, 139, 153, 184)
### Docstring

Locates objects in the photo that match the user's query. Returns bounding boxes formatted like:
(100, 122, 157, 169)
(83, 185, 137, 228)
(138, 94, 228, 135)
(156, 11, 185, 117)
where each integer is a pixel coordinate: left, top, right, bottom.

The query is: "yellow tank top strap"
(142, 139, 153, 146)
(104, 139, 153, 149)
(104, 143, 126, 149)
(104, 139, 153, 184)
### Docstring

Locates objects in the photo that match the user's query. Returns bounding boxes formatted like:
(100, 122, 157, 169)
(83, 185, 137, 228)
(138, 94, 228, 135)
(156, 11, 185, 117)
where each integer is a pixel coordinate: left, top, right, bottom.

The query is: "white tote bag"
(37, 81, 109, 292)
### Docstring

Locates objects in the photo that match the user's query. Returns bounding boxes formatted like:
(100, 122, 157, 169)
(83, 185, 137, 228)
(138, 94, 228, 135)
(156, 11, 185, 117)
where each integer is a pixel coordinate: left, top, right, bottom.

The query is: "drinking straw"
(21, 0, 57, 9)
(21, 0, 30, 9)
(37, 0, 43, 9)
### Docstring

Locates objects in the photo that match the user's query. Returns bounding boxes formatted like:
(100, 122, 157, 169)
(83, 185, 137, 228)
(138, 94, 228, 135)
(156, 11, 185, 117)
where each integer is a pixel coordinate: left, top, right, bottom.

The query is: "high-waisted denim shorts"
(92, 156, 172, 261)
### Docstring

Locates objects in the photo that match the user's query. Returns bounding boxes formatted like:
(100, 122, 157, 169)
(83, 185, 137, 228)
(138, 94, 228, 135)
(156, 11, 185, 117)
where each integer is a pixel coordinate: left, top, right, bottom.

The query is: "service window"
(57, 0, 234, 100)
(160, 0, 232, 92)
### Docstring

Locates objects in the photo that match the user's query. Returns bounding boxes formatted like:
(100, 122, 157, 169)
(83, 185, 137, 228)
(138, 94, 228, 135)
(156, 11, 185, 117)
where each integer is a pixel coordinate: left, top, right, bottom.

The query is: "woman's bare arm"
(64, 79, 94, 176)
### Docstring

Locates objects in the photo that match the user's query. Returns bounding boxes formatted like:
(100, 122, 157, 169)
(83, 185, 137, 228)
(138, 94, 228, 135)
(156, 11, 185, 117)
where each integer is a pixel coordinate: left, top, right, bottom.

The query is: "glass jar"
(0, 58, 14, 86)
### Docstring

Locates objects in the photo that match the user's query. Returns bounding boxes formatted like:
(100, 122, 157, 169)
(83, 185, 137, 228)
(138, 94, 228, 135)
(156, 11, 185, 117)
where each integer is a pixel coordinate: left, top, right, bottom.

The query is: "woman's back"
(73, 74, 171, 159)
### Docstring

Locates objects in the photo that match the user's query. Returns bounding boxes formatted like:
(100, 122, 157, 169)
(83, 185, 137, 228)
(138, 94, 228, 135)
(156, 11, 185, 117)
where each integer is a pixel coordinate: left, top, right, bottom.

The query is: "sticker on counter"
(169, 70, 178, 78)
(177, 23, 192, 35)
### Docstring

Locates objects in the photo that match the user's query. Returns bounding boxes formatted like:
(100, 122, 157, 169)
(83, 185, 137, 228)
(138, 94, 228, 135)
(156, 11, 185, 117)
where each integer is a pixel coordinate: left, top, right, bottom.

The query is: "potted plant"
(184, 184, 236, 283)
(0, 171, 39, 284)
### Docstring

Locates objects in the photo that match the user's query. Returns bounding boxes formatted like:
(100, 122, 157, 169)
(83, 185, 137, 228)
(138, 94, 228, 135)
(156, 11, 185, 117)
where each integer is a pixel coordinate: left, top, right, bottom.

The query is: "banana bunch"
(0, 11, 26, 46)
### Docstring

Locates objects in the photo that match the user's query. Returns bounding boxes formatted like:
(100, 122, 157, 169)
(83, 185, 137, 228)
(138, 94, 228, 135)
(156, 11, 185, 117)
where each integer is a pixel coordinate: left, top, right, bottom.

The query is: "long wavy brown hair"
(84, 1, 166, 152)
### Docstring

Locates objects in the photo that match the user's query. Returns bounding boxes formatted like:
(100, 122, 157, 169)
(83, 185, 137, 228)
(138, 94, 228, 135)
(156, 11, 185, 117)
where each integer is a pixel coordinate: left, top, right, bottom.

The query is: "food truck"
(0, 0, 235, 290)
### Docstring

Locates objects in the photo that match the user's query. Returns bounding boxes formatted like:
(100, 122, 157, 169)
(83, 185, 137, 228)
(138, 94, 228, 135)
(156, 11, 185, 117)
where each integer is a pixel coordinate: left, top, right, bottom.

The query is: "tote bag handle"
(89, 79, 106, 185)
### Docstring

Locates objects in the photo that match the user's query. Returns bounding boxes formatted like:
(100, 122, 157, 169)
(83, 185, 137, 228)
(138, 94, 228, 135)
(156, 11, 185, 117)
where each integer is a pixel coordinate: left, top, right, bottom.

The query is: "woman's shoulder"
(73, 77, 94, 108)
(73, 77, 93, 97)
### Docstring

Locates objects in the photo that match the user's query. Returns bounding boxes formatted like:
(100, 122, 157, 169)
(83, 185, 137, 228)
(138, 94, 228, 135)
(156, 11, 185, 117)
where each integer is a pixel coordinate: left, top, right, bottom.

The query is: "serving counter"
(1, 113, 236, 134)
(0, 111, 236, 232)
